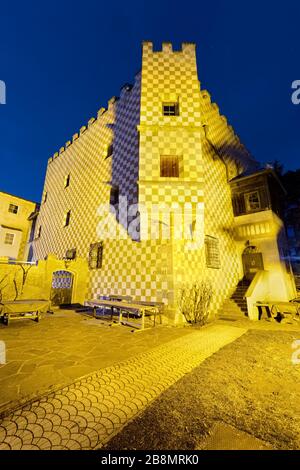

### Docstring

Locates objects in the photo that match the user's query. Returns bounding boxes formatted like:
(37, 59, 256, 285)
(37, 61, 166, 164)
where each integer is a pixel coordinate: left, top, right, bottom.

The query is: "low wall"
(0, 254, 88, 304)
(246, 269, 297, 320)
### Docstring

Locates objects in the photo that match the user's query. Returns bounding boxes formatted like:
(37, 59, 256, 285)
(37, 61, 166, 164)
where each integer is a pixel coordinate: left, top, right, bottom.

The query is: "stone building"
(30, 42, 296, 322)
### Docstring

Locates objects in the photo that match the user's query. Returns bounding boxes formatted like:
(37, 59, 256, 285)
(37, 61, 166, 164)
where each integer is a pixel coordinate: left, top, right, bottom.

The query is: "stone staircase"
(218, 279, 250, 321)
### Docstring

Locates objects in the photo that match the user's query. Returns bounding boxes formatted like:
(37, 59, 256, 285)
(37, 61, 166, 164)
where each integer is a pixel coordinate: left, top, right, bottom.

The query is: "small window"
(4, 233, 14, 245)
(42, 191, 47, 203)
(8, 204, 18, 214)
(110, 186, 119, 205)
(160, 155, 180, 177)
(64, 210, 71, 227)
(205, 236, 221, 269)
(65, 248, 76, 260)
(89, 242, 103, 269)
(162, 102, 179, 116)
(37, 226, 42, 238)
(106, 144, 113, 158)
(244, 191, 261, 212)
(64, 174, 70, 188)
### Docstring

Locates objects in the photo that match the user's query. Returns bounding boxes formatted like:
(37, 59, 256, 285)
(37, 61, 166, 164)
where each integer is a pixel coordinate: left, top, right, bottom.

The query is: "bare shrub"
(178, 280, 214, 325)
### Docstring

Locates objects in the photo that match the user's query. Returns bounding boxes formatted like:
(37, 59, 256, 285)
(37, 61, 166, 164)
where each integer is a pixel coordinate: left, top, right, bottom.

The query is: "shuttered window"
(160, 155, 180, 177)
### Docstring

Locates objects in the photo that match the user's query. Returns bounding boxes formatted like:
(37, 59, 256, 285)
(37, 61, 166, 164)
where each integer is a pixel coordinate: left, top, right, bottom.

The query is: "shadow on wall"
(107, 75, 141, 241)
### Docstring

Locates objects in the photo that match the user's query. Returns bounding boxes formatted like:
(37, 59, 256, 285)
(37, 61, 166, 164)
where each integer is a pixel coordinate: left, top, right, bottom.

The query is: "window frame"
(162, 102, 179, 116)
(4, 232, 15, 245)
(160, 155, 180, 178)
(244, 190, 261, 212)
(89, 242, 103, 269)
(8, 203, 19, 214)
(64, 210, 71, 227)
(64, 174, 70, 189)
(205, 235, 221, 269)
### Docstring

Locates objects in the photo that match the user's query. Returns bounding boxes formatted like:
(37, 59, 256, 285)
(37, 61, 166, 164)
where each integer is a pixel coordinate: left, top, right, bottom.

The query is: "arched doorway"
(50, 270, 74, 306)
(242, 244, 264, 281)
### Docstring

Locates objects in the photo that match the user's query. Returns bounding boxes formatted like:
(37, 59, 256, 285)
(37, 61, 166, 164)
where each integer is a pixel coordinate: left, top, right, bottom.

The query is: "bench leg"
(141, 309, 145, 330)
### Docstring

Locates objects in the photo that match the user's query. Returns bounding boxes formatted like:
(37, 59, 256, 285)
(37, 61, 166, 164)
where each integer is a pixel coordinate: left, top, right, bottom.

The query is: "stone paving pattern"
(0, 310, 193, 411)
(0, 324, 246, 450)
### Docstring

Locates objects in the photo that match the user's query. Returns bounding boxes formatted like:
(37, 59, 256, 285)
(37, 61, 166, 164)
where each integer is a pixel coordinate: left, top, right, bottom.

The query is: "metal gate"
(242, 253, 264, 281)
(50, 270, 73, 306)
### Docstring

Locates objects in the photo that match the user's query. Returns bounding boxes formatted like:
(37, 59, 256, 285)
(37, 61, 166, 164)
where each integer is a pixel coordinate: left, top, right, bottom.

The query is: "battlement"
(142, 41, 196, 55)
(47, 72, 140, 165)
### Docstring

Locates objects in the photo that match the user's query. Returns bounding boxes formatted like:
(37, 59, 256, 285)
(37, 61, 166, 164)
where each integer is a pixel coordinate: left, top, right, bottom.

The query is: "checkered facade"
(32, 42, 258, 319)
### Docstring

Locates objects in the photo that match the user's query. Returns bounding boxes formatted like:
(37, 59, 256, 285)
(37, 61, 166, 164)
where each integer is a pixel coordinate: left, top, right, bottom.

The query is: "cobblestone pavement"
(0, 324, 246, 450)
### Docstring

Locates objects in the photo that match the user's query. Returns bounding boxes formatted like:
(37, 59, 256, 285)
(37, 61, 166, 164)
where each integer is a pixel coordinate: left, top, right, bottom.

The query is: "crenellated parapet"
(142, 41, 196, 56)
(47, 76, 139, 165)
(199, 88, 257, 173)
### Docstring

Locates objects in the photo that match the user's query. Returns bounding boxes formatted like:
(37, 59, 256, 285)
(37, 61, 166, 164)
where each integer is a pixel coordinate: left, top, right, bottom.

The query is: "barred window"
(8, 203, 18, 214)
(205, 236, 221, 269)
(89, 242, 103, 269)
(162, 102, 179, 116)
(160, 155, 180, 177)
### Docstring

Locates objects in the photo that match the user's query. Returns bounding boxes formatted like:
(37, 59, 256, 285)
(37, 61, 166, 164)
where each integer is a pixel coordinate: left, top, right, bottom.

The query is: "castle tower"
(138, 42, 205, 321)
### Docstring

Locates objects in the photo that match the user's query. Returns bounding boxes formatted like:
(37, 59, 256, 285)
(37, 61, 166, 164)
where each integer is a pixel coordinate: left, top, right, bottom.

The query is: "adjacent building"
(0, 191, 38, 261)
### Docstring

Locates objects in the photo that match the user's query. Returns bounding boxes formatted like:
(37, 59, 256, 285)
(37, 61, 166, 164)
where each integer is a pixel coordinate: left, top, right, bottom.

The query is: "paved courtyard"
(0, 322, 246, 449)
(0, 309, 194, 412)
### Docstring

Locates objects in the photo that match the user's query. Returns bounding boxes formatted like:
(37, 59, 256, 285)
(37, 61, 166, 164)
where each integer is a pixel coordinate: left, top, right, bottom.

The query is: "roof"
(0, 190, 39, 205)
(229, 168, 287, 195)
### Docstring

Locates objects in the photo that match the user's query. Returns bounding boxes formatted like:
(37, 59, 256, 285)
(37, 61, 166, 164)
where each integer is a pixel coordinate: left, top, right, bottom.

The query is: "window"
(89, 242, 103, 269)
(160, 155, 180, 177)
(8, 203, 18, 214)
(42, 191, 47, 203)
(64, 174, 70, 188)
(110, 186, 119, 205)
(65, 248, 76, 260)
(244, 191, 261, 212)
(106, 144, 113, 158)
(37, 226, 42, 238)
(205, 236, 221, 269)
(162, 102, 179, 116)
(4, 233, 14, 245)
(64, 210, 71, 227)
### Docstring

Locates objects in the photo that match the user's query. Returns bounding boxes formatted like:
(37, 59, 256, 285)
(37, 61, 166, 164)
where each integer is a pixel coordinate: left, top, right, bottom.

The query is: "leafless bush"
(178, 280, 214, 325)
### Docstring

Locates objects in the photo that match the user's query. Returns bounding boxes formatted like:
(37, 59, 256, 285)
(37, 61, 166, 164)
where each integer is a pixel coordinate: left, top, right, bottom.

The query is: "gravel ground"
(105, 329, 300, 450)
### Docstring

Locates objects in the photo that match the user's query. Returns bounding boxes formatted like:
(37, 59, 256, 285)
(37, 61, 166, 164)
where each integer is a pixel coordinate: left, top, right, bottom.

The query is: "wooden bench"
(0, 300, 51, 326)
(85, 298, 162, 331)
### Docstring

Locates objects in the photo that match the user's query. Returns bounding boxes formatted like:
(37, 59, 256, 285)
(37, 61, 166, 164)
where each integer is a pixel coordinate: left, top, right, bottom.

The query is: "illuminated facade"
(31, 42, 296, 322)
(0, 191, 38, 260)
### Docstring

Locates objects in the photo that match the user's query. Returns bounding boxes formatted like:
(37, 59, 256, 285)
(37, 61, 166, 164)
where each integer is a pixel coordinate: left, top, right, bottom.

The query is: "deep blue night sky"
(0, 0, 299, 202)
